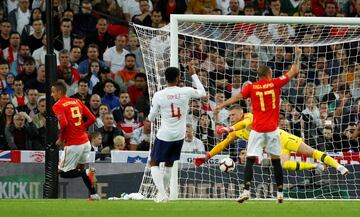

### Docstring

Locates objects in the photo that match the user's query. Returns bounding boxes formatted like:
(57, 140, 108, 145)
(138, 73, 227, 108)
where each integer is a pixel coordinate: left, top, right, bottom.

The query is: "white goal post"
(134, 15, 360, 200)
(169, 15, 360, 67)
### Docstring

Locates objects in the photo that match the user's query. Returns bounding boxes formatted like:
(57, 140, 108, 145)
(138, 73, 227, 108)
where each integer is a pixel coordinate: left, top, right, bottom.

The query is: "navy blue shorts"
(150, 137, 184, 163)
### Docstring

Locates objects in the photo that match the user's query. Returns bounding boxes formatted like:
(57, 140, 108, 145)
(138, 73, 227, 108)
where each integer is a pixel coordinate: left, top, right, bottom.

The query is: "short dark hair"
(61, 18, 72, 25)
(244, 3, 255, 10)
(78, 78, 90, 86)
(125, 53, 136, 60)
(23, 56, 35, 64)
(89, 131, 101, 141)
(103, 79, 115, 87)
(52, 81, 67, 95)
(87, 44, 99, 52)
(135, 73, 146, 81)
(31, 18, 43, 24)
(0, 58, 9, 66)
(74, 35, 85, 40)
(165, 67, 180, 83)
(70, 46, 81, 51)
(257, 65, 271, 78)
(10, 32, 21, 38)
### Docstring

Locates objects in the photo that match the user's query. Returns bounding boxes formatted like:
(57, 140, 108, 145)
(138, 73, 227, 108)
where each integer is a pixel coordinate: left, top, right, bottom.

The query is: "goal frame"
(167, 14, 360, 200)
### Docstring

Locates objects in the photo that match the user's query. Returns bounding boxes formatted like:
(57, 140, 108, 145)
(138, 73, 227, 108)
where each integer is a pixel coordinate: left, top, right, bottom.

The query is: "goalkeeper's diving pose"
(195, 106, 349, 175)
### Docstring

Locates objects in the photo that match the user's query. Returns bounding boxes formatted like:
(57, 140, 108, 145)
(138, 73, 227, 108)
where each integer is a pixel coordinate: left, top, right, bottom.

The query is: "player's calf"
(277, 192, 284, 204)
(86, 167, 97, 188)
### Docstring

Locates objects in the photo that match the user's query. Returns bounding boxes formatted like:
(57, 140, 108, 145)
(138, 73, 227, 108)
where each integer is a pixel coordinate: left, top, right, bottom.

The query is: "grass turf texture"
(0, 200, 359, 217)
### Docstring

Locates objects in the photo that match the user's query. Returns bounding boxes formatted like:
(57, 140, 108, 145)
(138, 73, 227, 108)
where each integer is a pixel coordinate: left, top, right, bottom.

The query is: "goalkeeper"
(194, 105, 349, 176)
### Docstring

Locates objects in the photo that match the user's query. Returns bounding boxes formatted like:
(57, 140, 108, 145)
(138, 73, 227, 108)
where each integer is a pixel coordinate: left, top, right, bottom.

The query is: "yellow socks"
(283, 161, 316, 170)
(312, 150, 340, 169)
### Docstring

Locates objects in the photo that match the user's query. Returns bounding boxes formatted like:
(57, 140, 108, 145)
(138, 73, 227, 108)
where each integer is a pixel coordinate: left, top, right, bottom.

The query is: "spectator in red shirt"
(128, 73, 147, 106)
(57, 49, 80, 92)
(115, 53, 138, 89)
(311, 0, 338, 16)
(11, 79, 28, 108)
(117, 104, 142, 148)
(156, 0, 187, 22)
(85, 17, 115, 59)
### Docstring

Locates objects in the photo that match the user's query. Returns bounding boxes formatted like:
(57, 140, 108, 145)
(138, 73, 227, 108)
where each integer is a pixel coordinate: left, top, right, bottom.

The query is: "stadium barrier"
(0, 151, 359, 199)
(1, 150, 359, 164)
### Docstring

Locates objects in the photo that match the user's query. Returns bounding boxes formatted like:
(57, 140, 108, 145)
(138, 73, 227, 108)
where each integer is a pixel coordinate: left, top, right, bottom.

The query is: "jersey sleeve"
(208, 132, 237, 158)
(52, 103, 68, 129)
(239, 83, 251, 99)
(52, 103, 68, 142)
(187, 74, 206, 98)
(148, 93, 160, 122)
(232, 113, 253, 131)
(272, 73, 290, 88)
(79, 99, 96, 129)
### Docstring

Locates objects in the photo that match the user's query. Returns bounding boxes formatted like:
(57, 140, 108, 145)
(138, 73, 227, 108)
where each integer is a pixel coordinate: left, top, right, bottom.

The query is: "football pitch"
(0, 200, 359, 217)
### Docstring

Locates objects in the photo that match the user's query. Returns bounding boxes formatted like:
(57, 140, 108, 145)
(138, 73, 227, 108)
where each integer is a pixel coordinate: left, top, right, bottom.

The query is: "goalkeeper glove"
(215, 125, 234, 135)
(194, 152, 211, 167)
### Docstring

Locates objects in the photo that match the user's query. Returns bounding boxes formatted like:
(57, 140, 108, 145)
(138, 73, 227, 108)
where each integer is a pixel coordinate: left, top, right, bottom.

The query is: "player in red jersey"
(51, 81, 100, 200)
(214, 47, 302, 203)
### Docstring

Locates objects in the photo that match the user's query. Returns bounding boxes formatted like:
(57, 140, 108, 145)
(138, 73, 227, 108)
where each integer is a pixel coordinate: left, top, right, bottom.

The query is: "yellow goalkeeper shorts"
(280, 130, 303, 155)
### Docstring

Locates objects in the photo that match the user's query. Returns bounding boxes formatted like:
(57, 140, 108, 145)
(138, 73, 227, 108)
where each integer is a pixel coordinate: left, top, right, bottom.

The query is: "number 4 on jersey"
(171, 103, 181, 120)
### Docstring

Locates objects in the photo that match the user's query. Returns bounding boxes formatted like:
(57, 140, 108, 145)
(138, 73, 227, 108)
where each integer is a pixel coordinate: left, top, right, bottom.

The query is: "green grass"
(0, 200, 359, 217)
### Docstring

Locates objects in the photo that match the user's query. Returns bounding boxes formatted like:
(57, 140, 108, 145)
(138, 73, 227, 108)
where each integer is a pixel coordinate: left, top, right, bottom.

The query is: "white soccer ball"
(219, 157, 235, 173)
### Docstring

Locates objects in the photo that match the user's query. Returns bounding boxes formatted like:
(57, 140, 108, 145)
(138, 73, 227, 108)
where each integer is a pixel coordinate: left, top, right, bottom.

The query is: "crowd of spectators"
(0, 0, 359, 163)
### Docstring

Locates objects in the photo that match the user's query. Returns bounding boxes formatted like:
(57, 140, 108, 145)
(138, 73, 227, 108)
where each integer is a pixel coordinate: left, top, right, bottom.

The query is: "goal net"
(134, 15, 360, 200)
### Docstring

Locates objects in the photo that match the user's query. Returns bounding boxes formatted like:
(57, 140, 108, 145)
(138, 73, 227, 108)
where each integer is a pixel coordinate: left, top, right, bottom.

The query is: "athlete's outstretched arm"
(213, 93, 244, 116)
(194, 133, 237, 166)
(186, 67, 206, 98)
(287, 46, 302, 80)
(191, 74, 206, 98)
(216, 116, 252, 135)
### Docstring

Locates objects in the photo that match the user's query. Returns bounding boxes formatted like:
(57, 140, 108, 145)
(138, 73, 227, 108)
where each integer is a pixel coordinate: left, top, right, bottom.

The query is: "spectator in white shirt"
(130, 117, 151, 151)
(6, 0, 19, 14)
(8, 0, 31, 34)
(32, 35, 59, 66)
(316, 70, 331, 101)
(103, 35, 129, 74)
(181, 124, 205, 154)
(118, 0, 153, 22)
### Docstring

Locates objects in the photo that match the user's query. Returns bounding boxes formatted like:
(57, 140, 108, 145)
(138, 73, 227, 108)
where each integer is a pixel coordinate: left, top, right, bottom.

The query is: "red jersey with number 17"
(240, 74, 290, 132)
(52, 96, 96, 146)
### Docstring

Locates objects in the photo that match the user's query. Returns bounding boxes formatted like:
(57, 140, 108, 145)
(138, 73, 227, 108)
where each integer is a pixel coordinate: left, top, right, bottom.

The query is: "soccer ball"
(219, 157, 235, 173)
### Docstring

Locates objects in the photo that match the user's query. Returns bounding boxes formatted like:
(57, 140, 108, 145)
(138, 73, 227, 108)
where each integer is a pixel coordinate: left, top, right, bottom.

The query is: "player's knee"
(164, 162, 173, 167)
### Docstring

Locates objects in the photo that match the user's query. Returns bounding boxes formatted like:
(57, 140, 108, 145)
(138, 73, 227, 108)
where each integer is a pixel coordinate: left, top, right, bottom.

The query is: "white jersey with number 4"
(148, 74, 206, 142)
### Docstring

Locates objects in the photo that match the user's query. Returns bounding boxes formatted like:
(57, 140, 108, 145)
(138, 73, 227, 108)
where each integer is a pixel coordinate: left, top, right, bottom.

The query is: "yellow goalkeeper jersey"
(231, 113, 303, 152)
(209, 113, 304, 158)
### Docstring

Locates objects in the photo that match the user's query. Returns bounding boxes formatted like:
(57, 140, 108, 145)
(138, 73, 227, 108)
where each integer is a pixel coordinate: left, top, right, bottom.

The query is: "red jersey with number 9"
(240, 74, 289, 132)
(52, 96, 96, 146)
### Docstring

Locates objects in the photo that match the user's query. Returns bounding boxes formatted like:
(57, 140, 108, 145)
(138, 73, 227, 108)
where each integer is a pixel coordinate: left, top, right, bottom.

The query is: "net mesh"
(134, 19, 360, 199)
